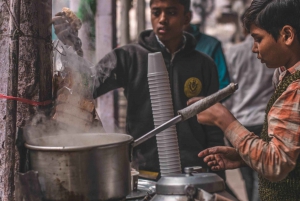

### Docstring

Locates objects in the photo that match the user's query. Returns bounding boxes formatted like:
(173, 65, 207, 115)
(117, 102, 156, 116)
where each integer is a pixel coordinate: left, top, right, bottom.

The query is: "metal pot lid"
(156, 167, 225, 195)
(25, 133, 133, 151)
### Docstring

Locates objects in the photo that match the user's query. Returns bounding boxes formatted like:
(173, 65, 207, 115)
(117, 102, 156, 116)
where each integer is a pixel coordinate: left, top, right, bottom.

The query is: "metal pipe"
(133, 83, 238, 147)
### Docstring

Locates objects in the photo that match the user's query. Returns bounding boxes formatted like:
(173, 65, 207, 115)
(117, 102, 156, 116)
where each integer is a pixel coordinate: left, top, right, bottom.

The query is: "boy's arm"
(92, 49, 128, 98)
(225, 84, 300, 182)
(193, 83, 300, 182)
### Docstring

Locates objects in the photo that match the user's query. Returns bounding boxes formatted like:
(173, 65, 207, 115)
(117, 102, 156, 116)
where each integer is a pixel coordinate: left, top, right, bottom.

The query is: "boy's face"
(250, 24, 289, 68)
(150, 0, 191, 44)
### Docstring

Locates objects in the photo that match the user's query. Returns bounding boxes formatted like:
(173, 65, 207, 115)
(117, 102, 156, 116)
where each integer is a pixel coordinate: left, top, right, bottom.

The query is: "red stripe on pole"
(0, 94, 52, 106)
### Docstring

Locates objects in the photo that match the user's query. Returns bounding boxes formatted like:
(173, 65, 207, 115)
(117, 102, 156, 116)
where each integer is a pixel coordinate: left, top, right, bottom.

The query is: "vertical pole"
(136, 0, 145, 37)
(0, 0, 10, 196)
(4, 0, 20, 199)
(120, 0, 130, 45)
(95, 0, 117, 133)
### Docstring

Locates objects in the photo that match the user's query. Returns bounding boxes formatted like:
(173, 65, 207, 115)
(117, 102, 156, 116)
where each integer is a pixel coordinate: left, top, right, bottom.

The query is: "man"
(53, 0, 224, 180)
(224, 26, 274, 201)
(191, 0, 300, 200)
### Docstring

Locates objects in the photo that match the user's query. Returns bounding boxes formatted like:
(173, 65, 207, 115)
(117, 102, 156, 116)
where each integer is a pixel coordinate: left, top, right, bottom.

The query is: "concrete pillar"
(95, 0, 116, 133)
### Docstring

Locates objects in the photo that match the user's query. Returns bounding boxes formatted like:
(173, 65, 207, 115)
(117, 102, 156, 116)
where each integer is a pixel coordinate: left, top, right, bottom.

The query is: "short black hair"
(150, 0, 191, 13)
(243, 0, 300, 42)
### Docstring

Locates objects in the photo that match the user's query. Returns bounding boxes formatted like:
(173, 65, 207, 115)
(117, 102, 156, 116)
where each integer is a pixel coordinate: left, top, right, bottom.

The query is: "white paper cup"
(149, 90, 172, 96)
(148, 84, 171, 89)
(147, 52, 167, 73)
(147, 76, 169, 81)
(148, 78, 170, 87)
(147, 72, 168, 77)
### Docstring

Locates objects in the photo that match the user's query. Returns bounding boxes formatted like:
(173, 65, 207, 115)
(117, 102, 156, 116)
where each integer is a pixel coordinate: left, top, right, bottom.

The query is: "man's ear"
(281, 25, 295, 45)
(184, 11, 192, 25)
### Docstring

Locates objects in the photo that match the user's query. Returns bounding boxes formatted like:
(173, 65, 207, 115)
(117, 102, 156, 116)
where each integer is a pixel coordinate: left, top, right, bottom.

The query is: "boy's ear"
(281, 25, 295, 45)
(184, 11, 192, 25)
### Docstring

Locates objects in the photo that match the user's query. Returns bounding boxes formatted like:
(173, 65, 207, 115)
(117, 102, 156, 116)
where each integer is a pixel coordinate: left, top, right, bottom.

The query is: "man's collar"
(155, 34, 186, 54)
(279, 61, 300, 81)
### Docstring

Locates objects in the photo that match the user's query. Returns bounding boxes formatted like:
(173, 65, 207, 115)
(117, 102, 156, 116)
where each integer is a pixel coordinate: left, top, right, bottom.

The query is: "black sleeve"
(92, 48, 130, 98)
(205, 60, 219, 96)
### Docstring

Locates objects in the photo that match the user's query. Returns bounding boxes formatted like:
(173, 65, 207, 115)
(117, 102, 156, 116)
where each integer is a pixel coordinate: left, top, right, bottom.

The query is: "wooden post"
(120, 0, 130, 45)
(136, 0, 145, 37)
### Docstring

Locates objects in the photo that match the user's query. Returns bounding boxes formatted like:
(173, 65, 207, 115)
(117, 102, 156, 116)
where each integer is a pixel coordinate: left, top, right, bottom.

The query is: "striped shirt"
(225, 62, 300, 182)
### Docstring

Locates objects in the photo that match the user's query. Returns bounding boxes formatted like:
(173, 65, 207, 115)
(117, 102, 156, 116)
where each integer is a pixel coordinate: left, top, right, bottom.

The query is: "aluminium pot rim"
(24, 133, 134, 152)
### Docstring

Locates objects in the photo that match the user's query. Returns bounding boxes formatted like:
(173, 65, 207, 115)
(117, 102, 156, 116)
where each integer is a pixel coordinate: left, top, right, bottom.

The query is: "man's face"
(250, 24, 288, 69)
(150, 0, 191, 43)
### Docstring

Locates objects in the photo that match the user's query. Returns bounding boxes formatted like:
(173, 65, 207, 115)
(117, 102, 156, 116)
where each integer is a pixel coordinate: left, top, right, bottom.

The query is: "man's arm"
(193, 84, 300, 182)
(92, 50, 126, 98)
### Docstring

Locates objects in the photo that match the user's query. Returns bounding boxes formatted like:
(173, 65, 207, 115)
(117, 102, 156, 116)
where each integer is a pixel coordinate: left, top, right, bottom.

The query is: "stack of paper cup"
(147, 52, 182, 176)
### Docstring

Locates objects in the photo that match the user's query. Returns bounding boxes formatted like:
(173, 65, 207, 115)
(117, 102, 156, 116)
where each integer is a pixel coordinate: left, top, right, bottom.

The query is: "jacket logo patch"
(184, 77, 202, 98)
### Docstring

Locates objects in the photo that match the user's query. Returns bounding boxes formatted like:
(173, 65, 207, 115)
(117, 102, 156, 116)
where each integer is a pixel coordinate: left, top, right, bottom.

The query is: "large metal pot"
(25, 133, 134, 201)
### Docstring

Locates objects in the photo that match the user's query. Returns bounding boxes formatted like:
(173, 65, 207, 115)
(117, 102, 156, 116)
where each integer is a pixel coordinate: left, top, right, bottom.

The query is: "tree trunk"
(4, 0, 20, 200)
(0, 0, 12, 199)
(0, 0, 52, 200)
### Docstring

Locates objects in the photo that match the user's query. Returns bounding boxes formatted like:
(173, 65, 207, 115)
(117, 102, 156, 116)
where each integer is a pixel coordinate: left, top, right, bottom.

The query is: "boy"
(192, 0, 300, 200)
(53, 0, 223, 180)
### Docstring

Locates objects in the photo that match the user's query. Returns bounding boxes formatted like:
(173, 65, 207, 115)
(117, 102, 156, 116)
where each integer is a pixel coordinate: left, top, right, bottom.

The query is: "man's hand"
(198, 146, 246, 171)
(187, 97, 236, 131)
(52, 8, 83, 56)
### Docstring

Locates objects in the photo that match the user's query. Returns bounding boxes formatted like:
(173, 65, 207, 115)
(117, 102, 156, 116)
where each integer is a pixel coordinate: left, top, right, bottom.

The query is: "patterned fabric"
(259, 69, 300, 201)
(225, 63, 300, 183)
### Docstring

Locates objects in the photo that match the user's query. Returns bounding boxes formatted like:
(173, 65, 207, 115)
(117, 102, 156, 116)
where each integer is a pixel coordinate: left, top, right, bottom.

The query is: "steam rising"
(24, 40, 105, 146)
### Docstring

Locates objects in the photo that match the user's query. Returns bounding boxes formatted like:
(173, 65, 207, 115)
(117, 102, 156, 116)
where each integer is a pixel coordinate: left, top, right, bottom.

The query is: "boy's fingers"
(187, 96, 203, 106)
(54, 11, 64, 17)
(211, 166, 221, 171)
(198, 148, 210, 157)
(52, 16, 68, 25)
(203, 155, 215, 163)
(207, 160, 218, 166)
(53, 23, 72, 35)
(208, 146, 229, 155)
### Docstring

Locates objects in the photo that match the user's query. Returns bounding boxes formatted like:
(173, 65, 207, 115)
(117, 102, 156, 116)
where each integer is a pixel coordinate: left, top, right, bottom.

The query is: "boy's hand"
(52, 8, 83, 56)
(198, 146, 246, 171)
(187, 97, 236, 131)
